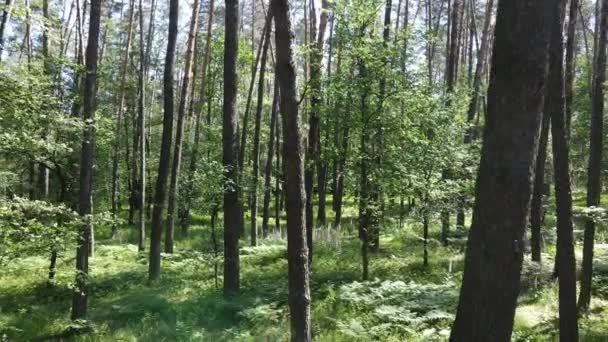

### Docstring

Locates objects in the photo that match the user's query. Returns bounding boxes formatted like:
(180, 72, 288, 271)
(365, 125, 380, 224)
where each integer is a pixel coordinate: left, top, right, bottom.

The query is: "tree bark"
(272, 0, 312, 339)
(71, 0, 101, 320)
(148, 0, 178, 281)
(579, 0, 608, 313)
(546, 1, 578, 338)
(450, 0, 556, 340)
(223, 0, 241, 297)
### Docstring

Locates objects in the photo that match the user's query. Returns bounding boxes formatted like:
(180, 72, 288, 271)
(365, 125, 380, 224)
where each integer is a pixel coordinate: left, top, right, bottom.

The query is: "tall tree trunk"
(546, 1, 578, 338)
(111, 0, 135, 238)
(71, 0, 101, 319)
(442, 0, 461, 242)
(579, 0, 608, 313)
(262, 79, 280, 238)
(530, 111, 550, 263)
(272, 0, 311, 339)
(238, 11, 272, 169)
(136, 0, 146, 252)
(317, 13, 335, 228)
(250, 14, 272, 246)
(304, 0, 329, 265)
(275, 104, 282, 234)
(148, 0, 178, 282)
(250, 15, 272, 246)
(165, 0, 200, 253)
(565, 0, 578, 137)
(450, 0, 556, 340)
(464, 0, 493, 143)
(223, 0, 241, 297)
(182, 0, 215, 235)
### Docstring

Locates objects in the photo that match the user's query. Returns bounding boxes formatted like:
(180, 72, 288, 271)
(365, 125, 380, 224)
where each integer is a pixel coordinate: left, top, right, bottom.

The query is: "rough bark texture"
(165, 0, 200, 253)
(272, 0, 312, 340)
(450, 0, 555, 340)
(223, 0, 241, 297)
(71, 0, 101, 320)
(546, 1, 579, 338)
(579, 0, 608, 313)
(148, 0, 178, 281)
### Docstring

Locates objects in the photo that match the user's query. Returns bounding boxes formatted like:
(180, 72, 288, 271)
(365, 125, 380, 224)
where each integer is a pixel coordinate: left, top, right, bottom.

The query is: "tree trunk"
(565, 0, 579, 137)
(71, 0, 101, 320)
(148, 0, 178, 282)
(530, 111, 550, 263)
(579, 0, 608, 313)
(165, 0, 200, 254)
(262, 79, 280, 238)
(546, 1, 578, 338)
(272, 0, 312, 339)
(238, 11, 272, 169)
(464, 0, 493, 143)
(223, 0, 241, 297)
(450, 0, 556, 340)
(181, 0, 215, 235)
(136, 0, 146, 252)
(110, 0, 135, 238)
(250, 14, 272, 246)
(304, 0, 330, 265)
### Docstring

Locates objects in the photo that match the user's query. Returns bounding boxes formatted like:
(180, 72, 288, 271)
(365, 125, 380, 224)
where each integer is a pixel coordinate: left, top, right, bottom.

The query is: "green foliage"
(0, 197, 78, 265)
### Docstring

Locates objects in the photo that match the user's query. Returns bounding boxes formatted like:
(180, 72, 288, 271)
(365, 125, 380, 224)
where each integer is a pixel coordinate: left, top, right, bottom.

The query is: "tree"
(71, 0, 102, 320)
(579, 0, 608, 313)
(182, 0, 216, 235)
(148, 0, 178, 282)
(110, 0, 135, 238)
(250, 12, 272, 246)
(450, 0, 556, 340)
(261, 79, 280, 238)
(223, 0, 241, 297)
(136, 0, 146, 252)
(545, 0, 578, 338)
(272, 0, 311, 339)
(304, 0, 330, 264)
(165, 0, 200, 253)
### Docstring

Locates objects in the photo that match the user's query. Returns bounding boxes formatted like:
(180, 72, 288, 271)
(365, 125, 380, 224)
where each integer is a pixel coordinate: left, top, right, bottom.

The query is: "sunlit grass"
(1, 206, 607, 341)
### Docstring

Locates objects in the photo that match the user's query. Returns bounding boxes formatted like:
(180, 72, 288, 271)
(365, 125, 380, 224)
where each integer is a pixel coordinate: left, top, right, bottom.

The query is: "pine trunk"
(450, 0, 556, 339)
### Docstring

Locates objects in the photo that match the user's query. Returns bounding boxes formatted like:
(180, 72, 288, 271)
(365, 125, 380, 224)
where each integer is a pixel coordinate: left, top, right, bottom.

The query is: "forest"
(0, 0, 607, 340)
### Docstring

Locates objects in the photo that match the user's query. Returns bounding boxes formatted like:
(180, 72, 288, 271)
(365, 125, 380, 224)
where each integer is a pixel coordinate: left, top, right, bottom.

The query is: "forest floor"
(1, 200, 608, 341)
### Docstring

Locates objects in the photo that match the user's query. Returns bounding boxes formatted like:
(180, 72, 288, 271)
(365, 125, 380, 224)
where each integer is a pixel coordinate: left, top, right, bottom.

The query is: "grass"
(1, 204, 608, 341)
